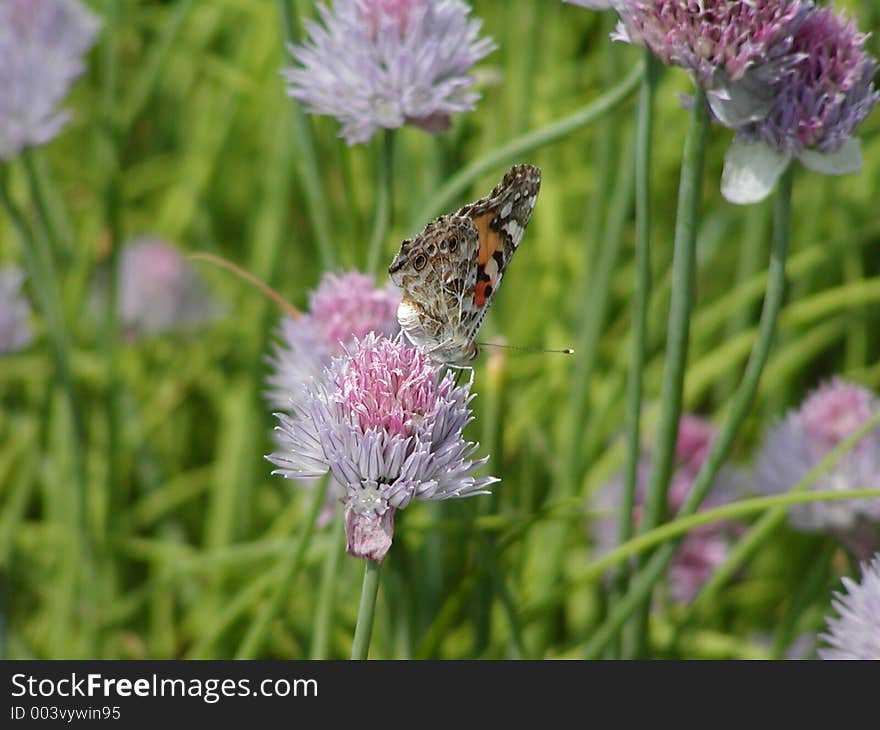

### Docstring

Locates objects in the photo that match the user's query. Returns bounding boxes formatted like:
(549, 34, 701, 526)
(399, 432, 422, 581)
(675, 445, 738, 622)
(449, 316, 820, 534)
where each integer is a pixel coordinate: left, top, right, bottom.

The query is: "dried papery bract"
(267, 333, 496, 562)
(283, 0, 496, 144)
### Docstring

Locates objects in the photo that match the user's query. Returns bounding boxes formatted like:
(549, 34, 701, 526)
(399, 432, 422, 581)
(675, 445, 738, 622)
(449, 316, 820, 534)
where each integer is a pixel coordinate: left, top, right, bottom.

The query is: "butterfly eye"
(413, 253, 428, 271)
(447, 238, 458, 253)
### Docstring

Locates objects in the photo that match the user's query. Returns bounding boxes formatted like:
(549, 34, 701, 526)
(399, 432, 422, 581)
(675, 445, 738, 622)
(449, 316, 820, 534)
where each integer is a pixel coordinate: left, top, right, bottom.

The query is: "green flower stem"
(410, 61, 643, 229)
(770, 541, 834, 658)
(120, 0, 194, 133)
(585, 166, 794, 660)
(235, 477, 330, 659)
(20, 153, 71, 263)
(310, 517, 345, 659)
(367, 129, 395, 275)
(631, 87, 709, 654)
(351, 559, 382, 660)
(579, 488, 880, 588)
(523, 412, 879, 623)
(100, 0, 124, 540)
(277, 0, 336, 270)
(0, 169, 93, 645)
(611, 51, 658, 646)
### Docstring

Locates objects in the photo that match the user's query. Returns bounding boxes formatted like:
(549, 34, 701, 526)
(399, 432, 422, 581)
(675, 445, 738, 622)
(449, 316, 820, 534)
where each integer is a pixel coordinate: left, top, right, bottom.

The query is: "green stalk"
(630, 87, 709, 655)
(614, 51, 658, 658)
(410, 61, 643, 229)
(366, 130, 395, 275)
(20, 154, 71, 263)
(585, 166, 794, 659)
(100, 0, 123, 535)
(120, 0, 195, 133)
(0, 169, 92, 647)
(350, 559, 382, 660)
(235, 477, 330, 659)
(277, 0, 336, 269)
(310, 517, 345, 659)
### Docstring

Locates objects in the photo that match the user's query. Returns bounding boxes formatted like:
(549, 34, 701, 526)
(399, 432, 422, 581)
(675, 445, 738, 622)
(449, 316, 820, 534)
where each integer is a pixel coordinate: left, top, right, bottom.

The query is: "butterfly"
(388, 164, 541, 366)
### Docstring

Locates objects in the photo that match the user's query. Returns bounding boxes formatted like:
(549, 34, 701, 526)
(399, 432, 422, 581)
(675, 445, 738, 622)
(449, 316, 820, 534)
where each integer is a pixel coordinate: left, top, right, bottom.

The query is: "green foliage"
(0, 0, 878, 659)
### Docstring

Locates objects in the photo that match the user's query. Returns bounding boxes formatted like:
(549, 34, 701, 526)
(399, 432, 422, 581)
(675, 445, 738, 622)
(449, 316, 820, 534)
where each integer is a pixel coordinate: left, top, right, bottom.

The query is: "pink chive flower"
(565, 1, 814, 128)
(722, 6, 879, 204)
(117, 238, 217, 339)
(819, 553, 880, 660)
(0, 268, 33, 354)
(754, 379, 880, 541)
(0, 0, 100, 160)
(267, 333, 495, 562)
(592, 415, 744, 603)
(266, 272, 400, 527)
(266, 271, 401, 413)
(283, 0, 496, 145)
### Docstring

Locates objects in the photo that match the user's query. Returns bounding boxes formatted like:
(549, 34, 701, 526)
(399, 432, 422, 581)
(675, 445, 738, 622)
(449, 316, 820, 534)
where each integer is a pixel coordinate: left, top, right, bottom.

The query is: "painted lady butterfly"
(388, 164, 541, 366)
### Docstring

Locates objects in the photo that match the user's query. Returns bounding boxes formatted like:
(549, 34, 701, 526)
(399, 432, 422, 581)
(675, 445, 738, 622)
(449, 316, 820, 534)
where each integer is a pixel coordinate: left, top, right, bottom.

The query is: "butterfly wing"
(388, 164, 541, 364)
(454, 163, 542, 344)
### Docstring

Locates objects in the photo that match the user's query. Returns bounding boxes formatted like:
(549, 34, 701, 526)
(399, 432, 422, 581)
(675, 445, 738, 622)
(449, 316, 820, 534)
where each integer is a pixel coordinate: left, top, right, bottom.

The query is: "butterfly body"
(389, 164, 541, 366)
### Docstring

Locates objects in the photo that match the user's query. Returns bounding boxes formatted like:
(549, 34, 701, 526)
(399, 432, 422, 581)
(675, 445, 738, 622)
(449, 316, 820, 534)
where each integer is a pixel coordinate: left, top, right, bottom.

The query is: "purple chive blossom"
(117, 238, 217, 339)
(266, 272, 400, 527)
(754, 379, 880, 545)
(267, 333, 496, 562)
(592, 415, 744, 603)
(722, 6, 879, 204)
(283, 0, 496, 145)
(266, 271, 400, 413)
(0, 268, 33, 354)
(819, 553, 880, 660)
(565, 1, 814, 128)
(0, 0, 100, 160)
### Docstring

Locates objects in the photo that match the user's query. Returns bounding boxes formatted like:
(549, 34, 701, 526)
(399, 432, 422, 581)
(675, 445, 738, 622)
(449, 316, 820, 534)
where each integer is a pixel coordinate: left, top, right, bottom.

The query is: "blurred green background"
(1, 0, 879, 659)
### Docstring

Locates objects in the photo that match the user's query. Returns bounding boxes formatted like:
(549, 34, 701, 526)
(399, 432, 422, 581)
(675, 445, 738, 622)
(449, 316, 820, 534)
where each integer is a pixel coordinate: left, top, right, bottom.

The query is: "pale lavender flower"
(266, 271, 400, 413)
(283, 0, 496, 145)
(754, 378, 880, 541)
(819, 553, 880, 660)
(267, 333, 495, 562)
(117, 238, 217, 339)
(722, 6, 879, 204)
(0, 268, 33, 354)
(0, 0, 100, 160)
(592, 415, 744, 603)
(565, 1, 814, 128)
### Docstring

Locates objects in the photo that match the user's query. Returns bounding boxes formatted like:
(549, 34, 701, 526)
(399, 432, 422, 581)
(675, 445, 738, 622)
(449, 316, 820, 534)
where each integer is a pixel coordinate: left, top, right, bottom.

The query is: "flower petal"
(721, 139, 792, 205)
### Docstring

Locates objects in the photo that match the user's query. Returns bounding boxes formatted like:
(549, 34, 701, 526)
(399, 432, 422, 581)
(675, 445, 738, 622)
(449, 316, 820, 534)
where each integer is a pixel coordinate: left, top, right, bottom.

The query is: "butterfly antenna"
(477, 342, 574, 356)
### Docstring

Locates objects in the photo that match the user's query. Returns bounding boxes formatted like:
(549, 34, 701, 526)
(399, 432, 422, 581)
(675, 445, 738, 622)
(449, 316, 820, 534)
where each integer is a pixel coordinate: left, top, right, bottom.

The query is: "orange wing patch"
(471, 212, 504, 309)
